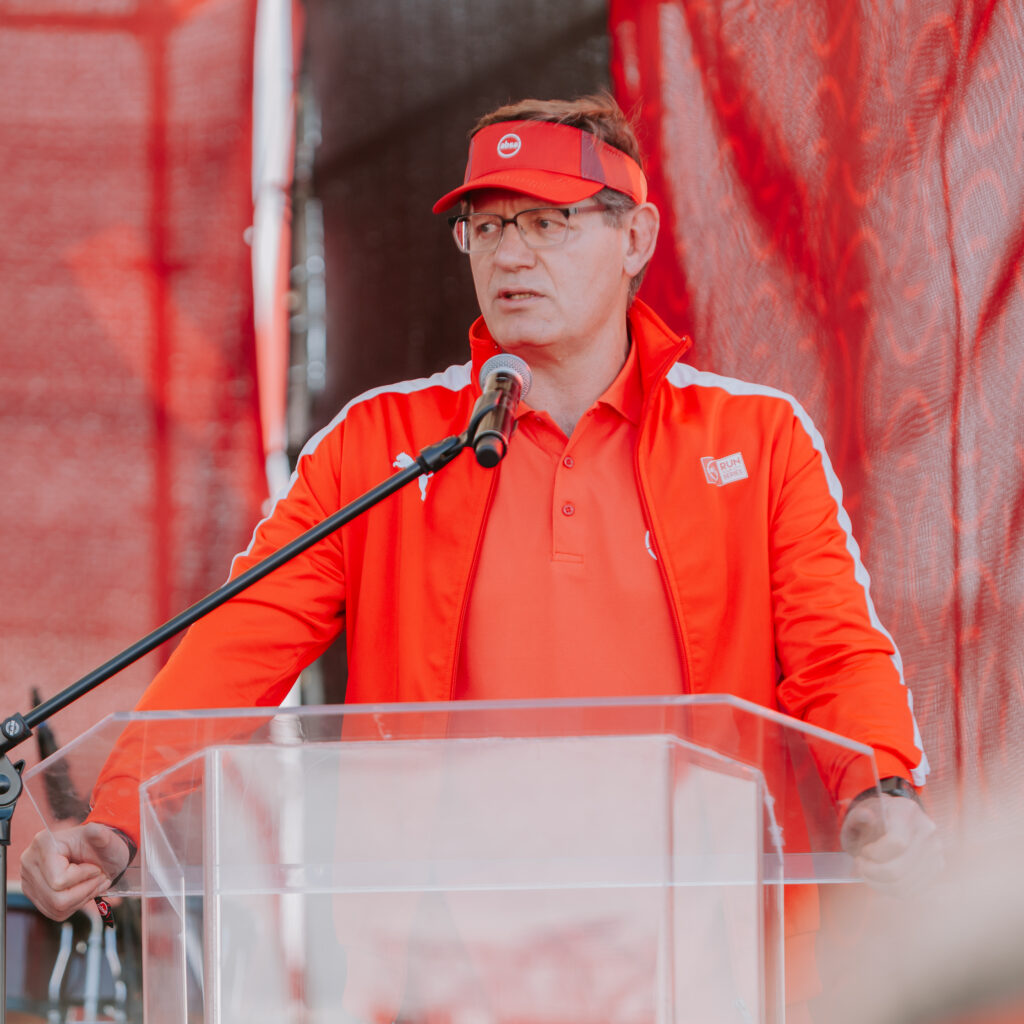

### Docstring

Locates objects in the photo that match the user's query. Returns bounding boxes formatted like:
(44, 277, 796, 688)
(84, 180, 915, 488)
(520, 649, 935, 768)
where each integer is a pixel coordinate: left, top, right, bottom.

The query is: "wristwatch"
(848, 775, 922, 811)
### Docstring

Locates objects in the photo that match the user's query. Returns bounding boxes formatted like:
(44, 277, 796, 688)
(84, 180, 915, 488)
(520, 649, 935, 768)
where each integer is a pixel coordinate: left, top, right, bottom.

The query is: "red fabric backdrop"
(0, 0, 264, 867)
(610, 0, 1024, 822)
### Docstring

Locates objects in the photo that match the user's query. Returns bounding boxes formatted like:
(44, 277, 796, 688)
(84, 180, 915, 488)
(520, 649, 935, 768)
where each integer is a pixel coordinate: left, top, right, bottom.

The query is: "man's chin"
(484, 321, 555, 357)
(490, 337, 553, 363)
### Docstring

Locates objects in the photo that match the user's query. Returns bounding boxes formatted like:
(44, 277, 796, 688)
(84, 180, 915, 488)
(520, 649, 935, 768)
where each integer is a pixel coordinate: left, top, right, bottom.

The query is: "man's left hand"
(840, 794, 941, 894)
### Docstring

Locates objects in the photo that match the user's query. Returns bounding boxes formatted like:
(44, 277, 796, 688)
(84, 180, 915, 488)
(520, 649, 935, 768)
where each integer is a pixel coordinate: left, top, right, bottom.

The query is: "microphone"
(473, 354, 533, 467)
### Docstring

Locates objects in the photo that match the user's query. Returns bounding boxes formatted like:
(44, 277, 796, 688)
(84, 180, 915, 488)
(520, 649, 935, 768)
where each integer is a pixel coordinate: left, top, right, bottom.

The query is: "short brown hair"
(473, 93, 651, 304)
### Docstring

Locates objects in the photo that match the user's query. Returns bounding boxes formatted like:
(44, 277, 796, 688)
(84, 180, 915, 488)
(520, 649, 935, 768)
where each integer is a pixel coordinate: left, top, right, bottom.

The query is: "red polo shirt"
(455, 341, 685, 700)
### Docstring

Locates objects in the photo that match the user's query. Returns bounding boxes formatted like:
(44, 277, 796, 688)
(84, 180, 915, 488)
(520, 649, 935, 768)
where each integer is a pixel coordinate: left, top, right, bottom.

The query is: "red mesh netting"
(610, 0, 1024, 821)
(0, 0, 264, 862)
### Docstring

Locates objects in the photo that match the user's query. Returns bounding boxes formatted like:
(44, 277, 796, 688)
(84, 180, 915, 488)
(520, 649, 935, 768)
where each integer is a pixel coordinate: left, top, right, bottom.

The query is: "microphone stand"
(0, 404, 496, 1024)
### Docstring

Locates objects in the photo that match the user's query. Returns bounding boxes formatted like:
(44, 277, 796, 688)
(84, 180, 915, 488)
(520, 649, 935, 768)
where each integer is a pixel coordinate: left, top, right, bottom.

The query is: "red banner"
(610, 0, 1024, 818)
(0, 0, 264, 858)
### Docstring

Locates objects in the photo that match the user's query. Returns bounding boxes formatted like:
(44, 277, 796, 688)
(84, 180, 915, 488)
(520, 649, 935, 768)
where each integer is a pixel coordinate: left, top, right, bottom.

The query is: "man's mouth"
(497, 289, 541, 301)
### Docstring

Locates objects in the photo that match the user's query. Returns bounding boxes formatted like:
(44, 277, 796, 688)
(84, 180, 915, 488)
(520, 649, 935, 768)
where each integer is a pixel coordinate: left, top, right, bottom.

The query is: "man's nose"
(492, 220, 536, 265)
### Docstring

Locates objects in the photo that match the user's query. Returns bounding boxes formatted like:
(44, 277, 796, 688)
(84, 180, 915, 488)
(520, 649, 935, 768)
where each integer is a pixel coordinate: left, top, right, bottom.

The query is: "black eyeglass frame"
(447, 203, 606, 254)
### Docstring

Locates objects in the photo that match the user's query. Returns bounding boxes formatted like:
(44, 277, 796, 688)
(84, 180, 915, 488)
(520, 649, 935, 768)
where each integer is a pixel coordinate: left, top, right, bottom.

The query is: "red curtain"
(610, 0, 1024, 821)
(0, 0, 264, 857)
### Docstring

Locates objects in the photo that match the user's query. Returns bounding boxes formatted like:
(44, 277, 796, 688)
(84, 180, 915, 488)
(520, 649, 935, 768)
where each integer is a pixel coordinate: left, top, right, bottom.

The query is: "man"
(22, 94, 937, 1012)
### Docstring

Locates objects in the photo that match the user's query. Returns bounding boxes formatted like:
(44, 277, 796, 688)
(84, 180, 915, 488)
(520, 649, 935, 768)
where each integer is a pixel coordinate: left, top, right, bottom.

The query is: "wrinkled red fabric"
(610, 0, 1024, 821)
(0, 0, 265, 877)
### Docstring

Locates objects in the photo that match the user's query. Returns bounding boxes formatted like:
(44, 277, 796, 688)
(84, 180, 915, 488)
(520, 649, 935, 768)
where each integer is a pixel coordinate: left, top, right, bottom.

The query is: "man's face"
(467, 189, 632, 364)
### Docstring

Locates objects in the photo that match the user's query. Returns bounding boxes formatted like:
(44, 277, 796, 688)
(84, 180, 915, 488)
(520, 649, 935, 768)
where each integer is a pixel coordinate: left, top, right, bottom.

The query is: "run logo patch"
(701, 452, 748, 487)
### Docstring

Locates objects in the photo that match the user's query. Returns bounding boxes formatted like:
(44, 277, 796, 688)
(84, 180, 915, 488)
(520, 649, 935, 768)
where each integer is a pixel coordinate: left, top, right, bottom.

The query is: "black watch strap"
(92, 823, 138, 885)
(848, 775, 922, 812)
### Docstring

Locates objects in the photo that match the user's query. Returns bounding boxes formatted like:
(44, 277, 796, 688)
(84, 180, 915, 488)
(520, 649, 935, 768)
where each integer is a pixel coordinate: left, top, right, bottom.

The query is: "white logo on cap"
(496, 133, 521, 158)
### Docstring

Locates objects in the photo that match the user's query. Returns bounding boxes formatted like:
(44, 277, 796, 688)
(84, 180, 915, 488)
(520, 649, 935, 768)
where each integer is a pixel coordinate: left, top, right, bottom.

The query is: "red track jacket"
(91, 299, 926, 839)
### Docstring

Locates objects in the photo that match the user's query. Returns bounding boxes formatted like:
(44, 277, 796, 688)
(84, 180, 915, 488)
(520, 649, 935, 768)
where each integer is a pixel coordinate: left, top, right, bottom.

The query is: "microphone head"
(478, 353, 532, 398)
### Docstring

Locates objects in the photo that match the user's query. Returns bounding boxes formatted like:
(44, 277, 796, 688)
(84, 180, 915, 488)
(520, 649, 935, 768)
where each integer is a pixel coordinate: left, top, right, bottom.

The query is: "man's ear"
(623, 203, 660, 276)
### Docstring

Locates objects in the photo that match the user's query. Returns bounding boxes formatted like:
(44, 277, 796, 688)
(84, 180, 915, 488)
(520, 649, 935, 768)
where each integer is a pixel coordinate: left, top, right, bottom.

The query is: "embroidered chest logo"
(701, 452, 748, 487)
(392, 451, 432, 501)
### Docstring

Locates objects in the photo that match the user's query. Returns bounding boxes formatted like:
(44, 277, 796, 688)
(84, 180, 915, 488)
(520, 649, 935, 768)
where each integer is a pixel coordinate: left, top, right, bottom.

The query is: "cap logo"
(496, 132, 521, 158)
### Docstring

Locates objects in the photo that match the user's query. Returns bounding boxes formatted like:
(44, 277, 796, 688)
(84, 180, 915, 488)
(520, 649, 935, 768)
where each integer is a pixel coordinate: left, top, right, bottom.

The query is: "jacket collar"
(467, 298, 692, 401)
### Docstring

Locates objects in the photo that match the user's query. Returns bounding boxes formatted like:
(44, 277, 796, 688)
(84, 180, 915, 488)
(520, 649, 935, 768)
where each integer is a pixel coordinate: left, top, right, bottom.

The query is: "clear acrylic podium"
(23, 696, 881, 1024)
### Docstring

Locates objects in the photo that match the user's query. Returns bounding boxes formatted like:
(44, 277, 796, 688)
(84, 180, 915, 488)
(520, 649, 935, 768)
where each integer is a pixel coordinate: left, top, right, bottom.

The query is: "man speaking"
(22, 94, 937, 1019)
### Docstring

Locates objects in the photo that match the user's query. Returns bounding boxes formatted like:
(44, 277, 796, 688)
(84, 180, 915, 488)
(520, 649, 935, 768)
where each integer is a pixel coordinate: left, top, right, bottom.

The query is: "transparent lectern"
(24, 696, 880, 1024)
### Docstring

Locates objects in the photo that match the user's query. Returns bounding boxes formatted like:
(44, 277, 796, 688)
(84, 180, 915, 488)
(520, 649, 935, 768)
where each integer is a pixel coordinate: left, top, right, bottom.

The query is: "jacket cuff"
(834, 750, 921, 806)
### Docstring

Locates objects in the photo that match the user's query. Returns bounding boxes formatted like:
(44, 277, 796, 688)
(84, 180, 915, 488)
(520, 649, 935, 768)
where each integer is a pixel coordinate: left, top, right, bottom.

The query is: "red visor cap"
(432, 120, 648, 213)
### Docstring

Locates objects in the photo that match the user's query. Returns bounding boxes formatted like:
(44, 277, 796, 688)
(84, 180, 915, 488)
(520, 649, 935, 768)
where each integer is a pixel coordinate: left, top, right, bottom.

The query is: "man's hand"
(20, 823, 131, 921)
(840, 794, 941, 893)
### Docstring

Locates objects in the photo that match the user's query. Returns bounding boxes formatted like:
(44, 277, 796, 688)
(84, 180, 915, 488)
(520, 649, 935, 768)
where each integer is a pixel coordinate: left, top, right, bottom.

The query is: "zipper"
(634, 451, 692, 695)
(635, 348, 692, 694)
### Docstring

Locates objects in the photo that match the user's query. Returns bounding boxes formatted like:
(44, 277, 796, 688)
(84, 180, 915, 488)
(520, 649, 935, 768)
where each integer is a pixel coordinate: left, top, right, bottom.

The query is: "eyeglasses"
(448, 204, 605, 254)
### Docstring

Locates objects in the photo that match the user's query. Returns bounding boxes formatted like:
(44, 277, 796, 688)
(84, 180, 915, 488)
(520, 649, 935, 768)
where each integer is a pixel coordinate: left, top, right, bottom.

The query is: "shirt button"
(562, 455, 575, 469)
(561, 503, 575, 516)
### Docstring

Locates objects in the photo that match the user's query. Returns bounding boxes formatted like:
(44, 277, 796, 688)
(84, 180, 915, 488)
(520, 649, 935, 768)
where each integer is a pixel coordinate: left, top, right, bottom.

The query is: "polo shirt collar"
(595, 334, 643, 425)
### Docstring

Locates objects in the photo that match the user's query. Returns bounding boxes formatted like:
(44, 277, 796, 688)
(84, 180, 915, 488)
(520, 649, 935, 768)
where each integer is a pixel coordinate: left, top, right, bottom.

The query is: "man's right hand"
(20, 823, 131, 921)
